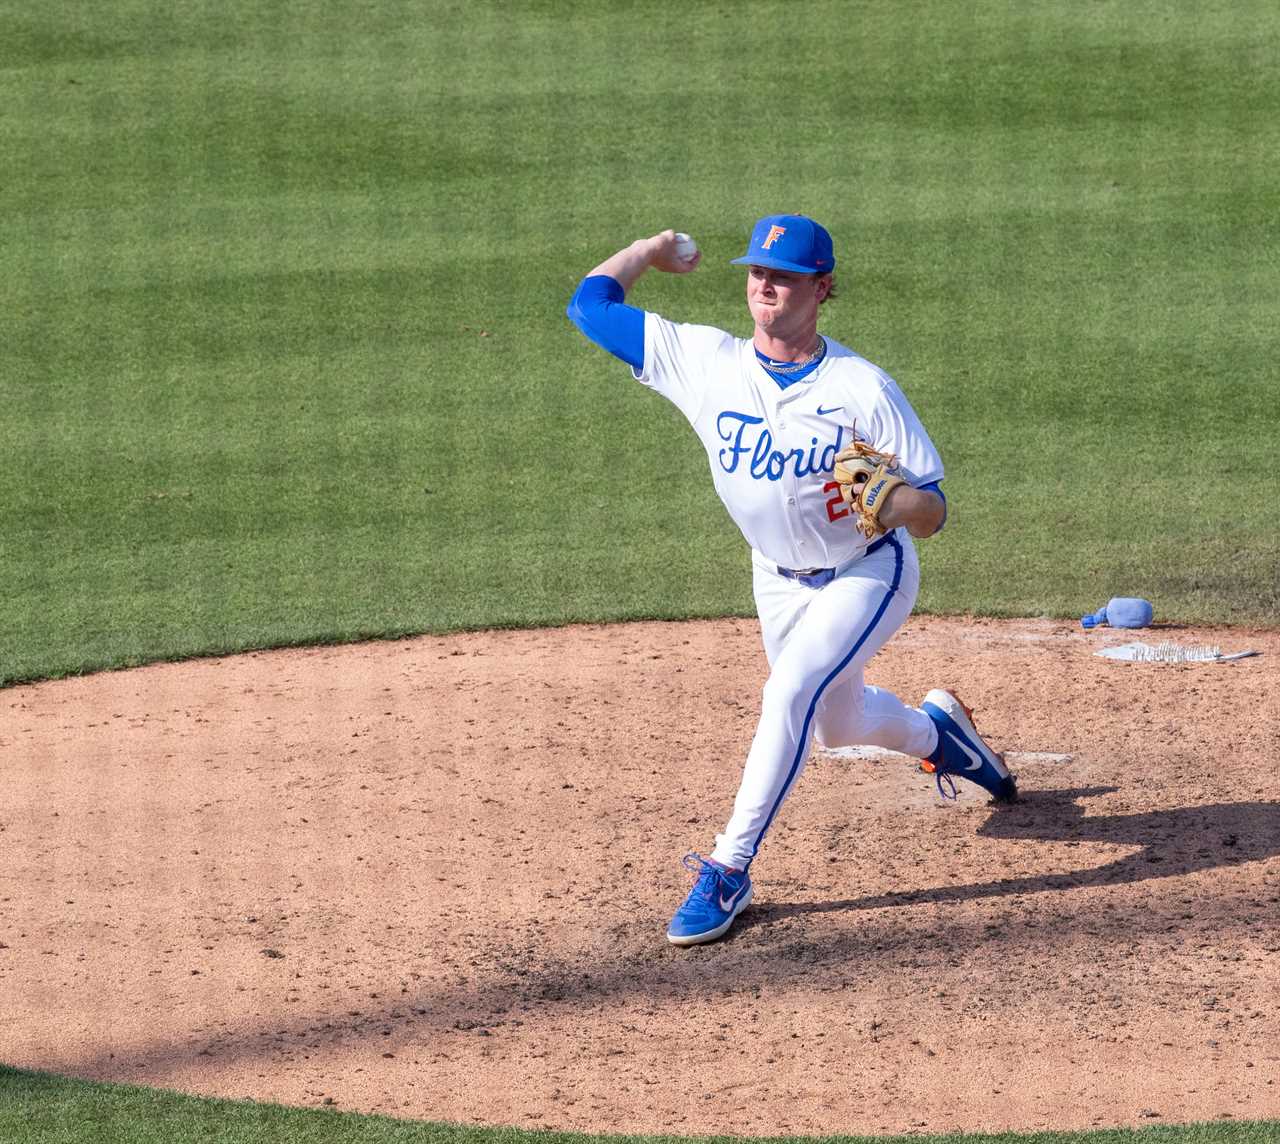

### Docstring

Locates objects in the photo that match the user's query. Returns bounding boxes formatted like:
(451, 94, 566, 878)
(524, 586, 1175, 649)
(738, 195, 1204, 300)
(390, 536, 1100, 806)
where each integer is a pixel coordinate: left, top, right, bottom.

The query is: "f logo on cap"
(731, 214, 835, 273)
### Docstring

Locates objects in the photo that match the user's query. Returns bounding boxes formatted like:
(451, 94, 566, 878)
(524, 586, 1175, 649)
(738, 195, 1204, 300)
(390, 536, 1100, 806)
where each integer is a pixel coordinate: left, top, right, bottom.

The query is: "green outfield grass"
(3, 0, 1277, 685)
(2, 0, 1279, 1140)
(1, 1067, 1277, 1144)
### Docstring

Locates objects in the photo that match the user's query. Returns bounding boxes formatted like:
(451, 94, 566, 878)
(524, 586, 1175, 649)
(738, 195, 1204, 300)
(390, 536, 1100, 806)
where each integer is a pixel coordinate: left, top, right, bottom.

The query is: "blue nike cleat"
(920, 689, 1018, 803)
(666, 853, 753, 946)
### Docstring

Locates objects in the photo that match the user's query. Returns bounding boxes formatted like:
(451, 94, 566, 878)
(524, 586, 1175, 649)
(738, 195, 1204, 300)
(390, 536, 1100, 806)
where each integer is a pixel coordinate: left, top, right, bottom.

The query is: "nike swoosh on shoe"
(947, 731, 986, 771)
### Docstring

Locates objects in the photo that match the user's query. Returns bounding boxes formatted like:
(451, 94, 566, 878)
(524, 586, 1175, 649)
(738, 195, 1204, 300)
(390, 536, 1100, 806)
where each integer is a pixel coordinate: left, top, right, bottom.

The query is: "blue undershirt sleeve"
(566, 275, 646, 371)
(918, 479, 947, 531)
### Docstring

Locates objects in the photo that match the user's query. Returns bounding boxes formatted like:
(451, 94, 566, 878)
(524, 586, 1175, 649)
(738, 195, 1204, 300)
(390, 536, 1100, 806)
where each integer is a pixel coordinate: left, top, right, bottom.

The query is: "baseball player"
(567, 214, 1016, 946)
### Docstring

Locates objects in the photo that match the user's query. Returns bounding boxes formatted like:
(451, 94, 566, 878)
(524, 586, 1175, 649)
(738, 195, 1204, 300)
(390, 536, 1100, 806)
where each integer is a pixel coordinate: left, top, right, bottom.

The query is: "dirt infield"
(3, 616, 1278, 1136)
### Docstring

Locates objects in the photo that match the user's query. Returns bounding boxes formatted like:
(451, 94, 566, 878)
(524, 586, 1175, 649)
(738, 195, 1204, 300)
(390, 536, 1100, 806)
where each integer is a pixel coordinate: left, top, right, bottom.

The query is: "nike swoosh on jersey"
(816, 404, 844, 416)
(946, 731, 986, 771)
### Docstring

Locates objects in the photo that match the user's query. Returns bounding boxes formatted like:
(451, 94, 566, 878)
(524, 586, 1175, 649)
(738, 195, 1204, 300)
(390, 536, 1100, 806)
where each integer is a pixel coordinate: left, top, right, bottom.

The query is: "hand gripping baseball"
(832, 438, 905, 538)
(650, 229, 701, 274)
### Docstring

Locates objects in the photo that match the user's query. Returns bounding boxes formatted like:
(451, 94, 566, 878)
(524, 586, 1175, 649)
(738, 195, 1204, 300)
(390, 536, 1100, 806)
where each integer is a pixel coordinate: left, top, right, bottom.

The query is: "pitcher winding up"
(567, 214, 1017, 946)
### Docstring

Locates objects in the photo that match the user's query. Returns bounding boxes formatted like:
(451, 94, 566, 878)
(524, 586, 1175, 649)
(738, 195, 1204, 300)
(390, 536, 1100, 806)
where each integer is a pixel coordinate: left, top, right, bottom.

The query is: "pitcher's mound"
(3, 616, 1278, 1135)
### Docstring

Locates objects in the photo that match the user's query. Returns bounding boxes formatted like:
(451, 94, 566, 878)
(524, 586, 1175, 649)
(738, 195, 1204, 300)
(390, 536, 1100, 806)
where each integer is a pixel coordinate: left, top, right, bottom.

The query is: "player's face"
(746, 266, 831, 339)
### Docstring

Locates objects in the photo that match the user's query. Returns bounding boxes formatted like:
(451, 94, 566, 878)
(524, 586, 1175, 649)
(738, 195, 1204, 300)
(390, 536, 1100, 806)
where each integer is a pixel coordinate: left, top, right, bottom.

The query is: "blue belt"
(777, 531, 894, 588)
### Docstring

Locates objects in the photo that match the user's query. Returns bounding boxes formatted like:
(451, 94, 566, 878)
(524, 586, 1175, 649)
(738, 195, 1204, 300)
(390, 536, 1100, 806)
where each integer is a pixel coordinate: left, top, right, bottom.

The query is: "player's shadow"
(757, 786, 1280, 921)
(45, 788, 1277, 1087)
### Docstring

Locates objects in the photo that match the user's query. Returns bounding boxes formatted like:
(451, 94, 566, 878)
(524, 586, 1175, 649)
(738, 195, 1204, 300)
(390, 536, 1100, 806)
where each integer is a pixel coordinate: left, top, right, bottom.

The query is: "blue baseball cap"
(731, 214, 835, 274)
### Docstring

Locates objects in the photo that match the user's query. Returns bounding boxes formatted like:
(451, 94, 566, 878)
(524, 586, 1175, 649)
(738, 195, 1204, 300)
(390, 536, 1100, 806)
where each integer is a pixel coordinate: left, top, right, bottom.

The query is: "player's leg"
(710, 535, 918, 872)
(813, 644, 1016, 804)
(813, 679, 937, 756)
(666, 552, 812, 945)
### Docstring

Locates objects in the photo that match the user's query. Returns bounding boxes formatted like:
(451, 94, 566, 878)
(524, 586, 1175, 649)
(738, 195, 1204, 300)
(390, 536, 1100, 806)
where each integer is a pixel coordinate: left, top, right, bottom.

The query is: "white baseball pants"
(710, 531, 939, 871)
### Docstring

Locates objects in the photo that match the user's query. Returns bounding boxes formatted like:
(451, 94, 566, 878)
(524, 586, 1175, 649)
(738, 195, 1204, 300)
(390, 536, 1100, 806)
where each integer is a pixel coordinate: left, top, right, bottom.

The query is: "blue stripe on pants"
(746, 534, 905, 864)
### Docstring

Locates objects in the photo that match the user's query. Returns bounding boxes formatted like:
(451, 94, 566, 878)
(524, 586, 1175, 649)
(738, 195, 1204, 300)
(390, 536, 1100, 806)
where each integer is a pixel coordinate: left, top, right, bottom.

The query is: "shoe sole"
(923, 689, 1018, 804)
(666, 884, 754, 946)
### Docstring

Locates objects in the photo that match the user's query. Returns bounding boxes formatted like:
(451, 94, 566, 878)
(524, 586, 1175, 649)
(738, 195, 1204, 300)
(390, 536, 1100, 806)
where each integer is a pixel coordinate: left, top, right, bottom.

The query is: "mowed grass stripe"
(4, 0, 1277, 685)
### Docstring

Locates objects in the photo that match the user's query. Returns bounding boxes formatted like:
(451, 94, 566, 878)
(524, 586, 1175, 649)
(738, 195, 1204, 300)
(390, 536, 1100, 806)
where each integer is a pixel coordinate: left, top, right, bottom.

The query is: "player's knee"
(812, 695, 868, 749)
(812, 715, 850, 750)
(760, 672, 814, 720)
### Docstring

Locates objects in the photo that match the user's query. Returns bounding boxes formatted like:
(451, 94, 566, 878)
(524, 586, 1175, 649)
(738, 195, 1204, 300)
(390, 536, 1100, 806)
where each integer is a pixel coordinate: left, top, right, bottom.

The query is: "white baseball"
(674, 232, 699, 262)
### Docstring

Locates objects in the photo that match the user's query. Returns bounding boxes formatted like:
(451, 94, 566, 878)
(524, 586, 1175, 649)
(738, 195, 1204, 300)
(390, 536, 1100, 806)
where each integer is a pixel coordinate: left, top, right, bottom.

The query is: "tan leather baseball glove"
(832, 439, 905, 538)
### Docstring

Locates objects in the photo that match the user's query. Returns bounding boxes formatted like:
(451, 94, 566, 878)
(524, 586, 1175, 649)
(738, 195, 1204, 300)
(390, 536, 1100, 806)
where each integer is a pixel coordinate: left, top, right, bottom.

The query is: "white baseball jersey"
(635, 314, 944, 570)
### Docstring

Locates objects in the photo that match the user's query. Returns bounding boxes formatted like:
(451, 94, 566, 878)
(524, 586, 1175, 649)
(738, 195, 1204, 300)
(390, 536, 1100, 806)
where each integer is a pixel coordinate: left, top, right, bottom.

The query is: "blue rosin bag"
(1081, 597, 1154, 629)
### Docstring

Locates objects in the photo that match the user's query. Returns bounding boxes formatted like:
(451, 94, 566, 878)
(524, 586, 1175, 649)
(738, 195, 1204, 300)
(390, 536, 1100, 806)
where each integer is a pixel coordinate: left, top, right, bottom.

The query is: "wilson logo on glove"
(832, 428, 906, 538)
